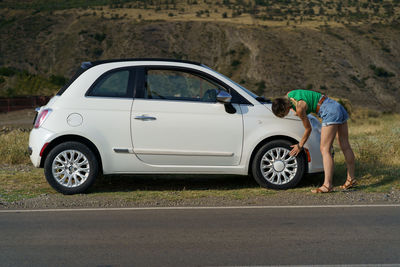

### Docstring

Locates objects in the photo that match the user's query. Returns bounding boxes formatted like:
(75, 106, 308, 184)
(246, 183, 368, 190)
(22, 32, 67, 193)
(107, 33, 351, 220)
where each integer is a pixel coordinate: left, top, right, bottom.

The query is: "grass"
(340, 111, 400, 192)
(0, 130, 31, 164)
(0, 110, 399, 203)
(0, 167, 52, 202)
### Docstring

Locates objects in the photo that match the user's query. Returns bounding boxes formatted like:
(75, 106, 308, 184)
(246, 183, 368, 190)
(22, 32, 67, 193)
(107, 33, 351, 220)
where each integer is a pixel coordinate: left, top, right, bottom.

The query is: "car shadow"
(89, 161, 398, 193)
(89, 172, 326, 193)
(90, 174, 260, 193)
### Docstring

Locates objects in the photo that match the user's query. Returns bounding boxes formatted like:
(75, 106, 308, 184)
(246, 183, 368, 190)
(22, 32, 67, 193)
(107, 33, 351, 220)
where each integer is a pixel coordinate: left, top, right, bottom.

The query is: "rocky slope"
(0, 10, 399, 111)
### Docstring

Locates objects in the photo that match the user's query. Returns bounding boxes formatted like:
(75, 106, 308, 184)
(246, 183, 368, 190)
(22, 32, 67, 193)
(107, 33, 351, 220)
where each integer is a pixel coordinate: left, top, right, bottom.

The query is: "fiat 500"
(29, 59, 323, 194)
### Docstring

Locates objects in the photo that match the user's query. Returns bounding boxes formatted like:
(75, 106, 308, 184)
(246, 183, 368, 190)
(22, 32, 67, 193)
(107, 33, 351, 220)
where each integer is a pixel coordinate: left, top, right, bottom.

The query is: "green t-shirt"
(287, 89, 322, 114)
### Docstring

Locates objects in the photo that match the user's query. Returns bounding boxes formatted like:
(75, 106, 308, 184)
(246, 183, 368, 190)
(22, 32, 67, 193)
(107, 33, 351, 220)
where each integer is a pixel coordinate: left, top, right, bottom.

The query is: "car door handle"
(134, 115, 157, 121)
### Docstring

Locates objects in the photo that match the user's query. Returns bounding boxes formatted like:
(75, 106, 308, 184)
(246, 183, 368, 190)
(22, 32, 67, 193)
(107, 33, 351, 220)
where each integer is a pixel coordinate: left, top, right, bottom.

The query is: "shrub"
(1, 71, 59, 97)
(325, 29, 345, 40)
(94, 33, 106, 42)
(5, 87, 16, 97)
(93, 48, 103, 57)
(231, 60, 241, 68)
(49, 75, 67, 86)
(369, 64, 395, 78)
(0, 67, 17, 77)
(255, 81, 266, 95)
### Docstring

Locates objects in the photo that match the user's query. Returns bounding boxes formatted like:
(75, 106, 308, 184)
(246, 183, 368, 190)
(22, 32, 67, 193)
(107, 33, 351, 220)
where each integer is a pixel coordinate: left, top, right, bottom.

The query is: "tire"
(44, 141, 99, 195)
(251, 139, 306, 190)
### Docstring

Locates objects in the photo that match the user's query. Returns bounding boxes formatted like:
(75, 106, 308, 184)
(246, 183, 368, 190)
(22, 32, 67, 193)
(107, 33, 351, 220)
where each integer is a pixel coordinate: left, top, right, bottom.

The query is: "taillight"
(34, 109, 52, 129)
(40, 142, 49, 157)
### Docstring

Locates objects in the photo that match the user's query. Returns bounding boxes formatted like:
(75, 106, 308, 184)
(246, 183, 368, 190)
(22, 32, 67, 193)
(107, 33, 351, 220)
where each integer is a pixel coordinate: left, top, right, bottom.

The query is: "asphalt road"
(1, 205, 400, 266)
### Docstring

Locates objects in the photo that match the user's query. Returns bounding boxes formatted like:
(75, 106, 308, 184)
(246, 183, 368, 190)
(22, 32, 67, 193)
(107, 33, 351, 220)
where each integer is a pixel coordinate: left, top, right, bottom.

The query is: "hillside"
(0, 0, 399, 112)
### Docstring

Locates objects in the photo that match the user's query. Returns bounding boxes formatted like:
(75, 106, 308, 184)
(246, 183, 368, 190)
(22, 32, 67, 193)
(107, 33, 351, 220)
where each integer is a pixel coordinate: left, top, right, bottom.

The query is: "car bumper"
(29, 127, 55, 168)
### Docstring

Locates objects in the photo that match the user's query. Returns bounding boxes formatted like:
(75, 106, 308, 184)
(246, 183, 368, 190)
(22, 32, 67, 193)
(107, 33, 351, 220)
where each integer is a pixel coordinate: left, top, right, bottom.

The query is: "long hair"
(272, 97, 291, 118)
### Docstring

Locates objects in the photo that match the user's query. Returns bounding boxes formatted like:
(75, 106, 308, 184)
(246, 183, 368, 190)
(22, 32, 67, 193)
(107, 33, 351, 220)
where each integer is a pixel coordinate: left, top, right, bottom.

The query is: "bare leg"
(312, 124, 338, 192)
(337, 122, 355, 183)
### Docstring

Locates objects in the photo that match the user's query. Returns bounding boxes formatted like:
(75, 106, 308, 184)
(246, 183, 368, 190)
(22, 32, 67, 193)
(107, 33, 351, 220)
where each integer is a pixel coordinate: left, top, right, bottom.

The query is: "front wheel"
(251, 140, 306, 189)
(44, 141, 99, 195)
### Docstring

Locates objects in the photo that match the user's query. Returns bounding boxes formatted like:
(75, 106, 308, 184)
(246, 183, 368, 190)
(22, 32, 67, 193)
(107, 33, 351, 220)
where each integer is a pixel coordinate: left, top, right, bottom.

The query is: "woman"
(272, 89, 356, 193)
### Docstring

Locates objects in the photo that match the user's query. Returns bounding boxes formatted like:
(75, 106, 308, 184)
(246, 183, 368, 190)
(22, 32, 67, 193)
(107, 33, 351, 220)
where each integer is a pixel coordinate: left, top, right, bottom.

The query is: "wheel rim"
(52, 150, 90, 188)
(260, 147, 298, 185)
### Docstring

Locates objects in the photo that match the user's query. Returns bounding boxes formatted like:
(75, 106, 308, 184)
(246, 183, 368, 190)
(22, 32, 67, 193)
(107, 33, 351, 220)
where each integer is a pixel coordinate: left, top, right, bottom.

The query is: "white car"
(29, 59, 323, 194)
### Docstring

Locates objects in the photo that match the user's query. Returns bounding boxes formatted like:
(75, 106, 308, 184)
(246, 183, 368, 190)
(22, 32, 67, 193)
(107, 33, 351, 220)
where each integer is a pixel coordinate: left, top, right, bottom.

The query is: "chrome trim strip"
(134, 149, 234, 157)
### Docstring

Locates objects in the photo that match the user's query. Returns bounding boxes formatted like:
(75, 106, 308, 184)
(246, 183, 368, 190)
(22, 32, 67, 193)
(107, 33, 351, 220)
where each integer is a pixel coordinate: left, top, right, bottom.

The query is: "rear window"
(56, 62, 92, 96)
(87, 70, 130, 98)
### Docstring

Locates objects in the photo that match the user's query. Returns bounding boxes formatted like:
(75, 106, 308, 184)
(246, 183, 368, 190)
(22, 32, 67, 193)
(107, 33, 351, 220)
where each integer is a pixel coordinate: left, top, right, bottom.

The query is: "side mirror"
(216, 91, 232, 104)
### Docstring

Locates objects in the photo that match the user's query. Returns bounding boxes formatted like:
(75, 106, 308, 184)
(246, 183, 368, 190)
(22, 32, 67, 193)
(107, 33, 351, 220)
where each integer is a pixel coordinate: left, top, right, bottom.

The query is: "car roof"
(57, 58, 203, 96)
(89, 58, 202, 67)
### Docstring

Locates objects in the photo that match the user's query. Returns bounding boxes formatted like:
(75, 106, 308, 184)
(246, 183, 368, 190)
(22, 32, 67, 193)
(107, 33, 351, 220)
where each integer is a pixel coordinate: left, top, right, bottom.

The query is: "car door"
(79, 67, 136, 172)
(130, 67, 243, 166)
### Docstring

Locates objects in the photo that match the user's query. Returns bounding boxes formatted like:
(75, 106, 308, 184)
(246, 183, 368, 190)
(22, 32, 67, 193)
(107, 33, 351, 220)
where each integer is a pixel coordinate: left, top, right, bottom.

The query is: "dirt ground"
(0, 109, 36, 129)
(2, 187, 400, 210)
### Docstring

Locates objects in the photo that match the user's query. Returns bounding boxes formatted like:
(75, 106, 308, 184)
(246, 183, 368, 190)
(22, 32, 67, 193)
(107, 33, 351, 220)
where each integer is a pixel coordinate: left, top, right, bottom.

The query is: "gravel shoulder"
(2, 190, 400, 210)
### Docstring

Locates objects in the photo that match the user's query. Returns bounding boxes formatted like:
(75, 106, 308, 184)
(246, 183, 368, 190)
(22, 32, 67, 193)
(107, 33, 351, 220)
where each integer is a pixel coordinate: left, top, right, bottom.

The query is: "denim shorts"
(317, 97, 349, 127)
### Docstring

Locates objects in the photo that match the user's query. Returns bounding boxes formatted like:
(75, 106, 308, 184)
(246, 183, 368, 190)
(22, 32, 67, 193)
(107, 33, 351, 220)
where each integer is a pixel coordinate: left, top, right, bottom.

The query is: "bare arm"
(290, 100, 312, 156)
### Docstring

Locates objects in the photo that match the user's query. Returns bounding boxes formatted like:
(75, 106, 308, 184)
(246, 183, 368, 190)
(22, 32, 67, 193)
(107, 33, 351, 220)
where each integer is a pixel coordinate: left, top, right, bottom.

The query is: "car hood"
(263, 103, 321, 132)
(263, 103, 299, 121)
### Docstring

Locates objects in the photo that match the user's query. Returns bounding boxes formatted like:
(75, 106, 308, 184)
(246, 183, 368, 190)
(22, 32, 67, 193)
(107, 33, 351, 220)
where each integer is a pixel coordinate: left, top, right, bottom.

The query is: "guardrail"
(0, 96, 52, 113)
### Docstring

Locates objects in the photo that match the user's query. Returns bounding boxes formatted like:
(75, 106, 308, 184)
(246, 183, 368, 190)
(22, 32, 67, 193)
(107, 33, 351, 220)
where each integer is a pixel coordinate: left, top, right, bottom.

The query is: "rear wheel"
(44, 141, 99, 195)
(251, 140, 306, 189)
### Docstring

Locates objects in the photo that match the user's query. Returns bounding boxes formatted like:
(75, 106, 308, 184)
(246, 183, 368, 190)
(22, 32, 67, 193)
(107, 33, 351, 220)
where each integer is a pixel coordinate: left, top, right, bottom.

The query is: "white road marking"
(0, 204, 400, 213)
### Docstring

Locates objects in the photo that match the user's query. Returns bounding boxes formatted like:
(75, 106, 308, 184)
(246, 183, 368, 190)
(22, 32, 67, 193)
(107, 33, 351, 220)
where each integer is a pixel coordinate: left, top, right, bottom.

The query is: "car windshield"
(202, 65, 270, 103)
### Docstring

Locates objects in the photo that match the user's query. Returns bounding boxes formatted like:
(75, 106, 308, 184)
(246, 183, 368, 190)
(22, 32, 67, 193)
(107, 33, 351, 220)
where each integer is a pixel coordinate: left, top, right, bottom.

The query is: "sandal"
(311, 185, 333, 194)
(340, 178, 357, 190)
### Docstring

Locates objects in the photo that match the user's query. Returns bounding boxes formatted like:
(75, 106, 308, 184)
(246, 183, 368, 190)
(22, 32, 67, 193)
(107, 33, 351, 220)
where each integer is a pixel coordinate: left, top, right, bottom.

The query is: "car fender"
(38, 128, 106, 170)
(241, 113, 322, 174)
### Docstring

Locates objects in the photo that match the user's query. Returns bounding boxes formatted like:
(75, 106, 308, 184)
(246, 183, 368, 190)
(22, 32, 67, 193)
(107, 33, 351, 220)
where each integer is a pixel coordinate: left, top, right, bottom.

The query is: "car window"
(145, 69, 227, 102)
(88, 70, 130, 98)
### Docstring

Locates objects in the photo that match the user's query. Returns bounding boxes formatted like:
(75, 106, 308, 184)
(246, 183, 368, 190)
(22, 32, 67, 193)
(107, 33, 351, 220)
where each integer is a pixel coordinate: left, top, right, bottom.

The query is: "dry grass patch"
(0, 166, 53, 202)
(333, 112, 400, 192)
(0, 130, 31, 165)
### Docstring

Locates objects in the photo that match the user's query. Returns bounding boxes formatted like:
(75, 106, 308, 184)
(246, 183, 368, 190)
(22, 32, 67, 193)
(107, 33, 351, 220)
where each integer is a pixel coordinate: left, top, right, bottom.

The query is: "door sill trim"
(134, 149, 234, 157)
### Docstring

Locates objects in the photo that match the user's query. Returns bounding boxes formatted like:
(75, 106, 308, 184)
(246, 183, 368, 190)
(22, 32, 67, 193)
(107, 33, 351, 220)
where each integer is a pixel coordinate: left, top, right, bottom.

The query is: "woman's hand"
(290, 144, 302, 156)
